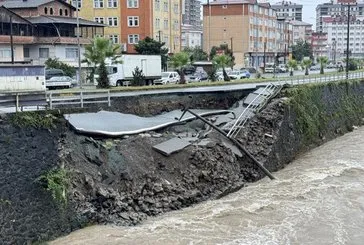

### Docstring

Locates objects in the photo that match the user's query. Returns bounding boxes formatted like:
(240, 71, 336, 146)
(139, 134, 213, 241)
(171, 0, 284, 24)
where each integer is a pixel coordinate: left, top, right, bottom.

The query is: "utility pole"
(345, 4, 351, 79)
(263, 42, 266, 73)
(208, 0, 211, 60)
(76, 0, 82, 88)
(10, 15, 14, 64)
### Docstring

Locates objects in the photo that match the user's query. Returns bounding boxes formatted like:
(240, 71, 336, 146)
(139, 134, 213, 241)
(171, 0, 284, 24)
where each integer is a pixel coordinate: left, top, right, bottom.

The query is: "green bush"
(131, 66, 145, 86)
(45, 58, 76, 77)
(97, 62, 110, 88)
(10, 112, 57, 129)
(37, 168, 69, 205)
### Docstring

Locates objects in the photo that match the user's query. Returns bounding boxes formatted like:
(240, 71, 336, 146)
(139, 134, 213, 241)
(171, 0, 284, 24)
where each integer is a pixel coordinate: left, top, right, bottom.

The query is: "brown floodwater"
(51, 127, 364, 245)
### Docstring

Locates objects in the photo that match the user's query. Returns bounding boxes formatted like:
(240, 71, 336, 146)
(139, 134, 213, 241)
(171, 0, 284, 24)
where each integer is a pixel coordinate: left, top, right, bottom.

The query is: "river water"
(52, 127, 364, 245)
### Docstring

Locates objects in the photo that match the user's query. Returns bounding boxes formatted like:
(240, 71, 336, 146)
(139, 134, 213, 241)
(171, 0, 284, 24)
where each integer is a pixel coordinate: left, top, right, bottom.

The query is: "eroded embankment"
(0, 80, 363, 244)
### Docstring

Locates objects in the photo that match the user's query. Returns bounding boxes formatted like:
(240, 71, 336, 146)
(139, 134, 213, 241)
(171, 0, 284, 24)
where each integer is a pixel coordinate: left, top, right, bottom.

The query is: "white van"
(153, 72, 180, 85)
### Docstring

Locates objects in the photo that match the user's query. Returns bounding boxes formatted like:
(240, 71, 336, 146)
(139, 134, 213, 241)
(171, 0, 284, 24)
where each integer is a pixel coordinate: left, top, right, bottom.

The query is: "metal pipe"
(345, 5, 350, 80)
(178, 108, 276, 180)
(76, 0, 82, 88)
(10, 16, 14, 64)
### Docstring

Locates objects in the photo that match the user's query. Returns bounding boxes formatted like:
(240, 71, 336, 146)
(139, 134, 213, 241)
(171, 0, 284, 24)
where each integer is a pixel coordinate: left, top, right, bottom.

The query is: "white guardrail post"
(49, 93, 53, 110)
(108, 90, 111, 107)
(80, 91, 84, 108)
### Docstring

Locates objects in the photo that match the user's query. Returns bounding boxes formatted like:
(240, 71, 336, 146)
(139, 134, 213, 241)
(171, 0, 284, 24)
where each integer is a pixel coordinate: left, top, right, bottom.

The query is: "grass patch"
(10, 112, 58, 129)
(37, 168, 70, 206)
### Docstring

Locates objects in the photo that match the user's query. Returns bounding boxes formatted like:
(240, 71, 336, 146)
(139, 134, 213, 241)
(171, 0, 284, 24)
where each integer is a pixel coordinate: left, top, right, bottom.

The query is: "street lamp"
(76, 0, 82, 88)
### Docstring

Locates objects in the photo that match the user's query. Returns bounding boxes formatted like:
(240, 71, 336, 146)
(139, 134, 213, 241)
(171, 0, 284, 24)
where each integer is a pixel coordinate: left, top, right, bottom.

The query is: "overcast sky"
(199, 0, 332, 29)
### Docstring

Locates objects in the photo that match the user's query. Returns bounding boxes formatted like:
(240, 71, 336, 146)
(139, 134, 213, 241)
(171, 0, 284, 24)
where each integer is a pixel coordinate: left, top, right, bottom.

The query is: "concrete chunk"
(153, 137, 191, 156)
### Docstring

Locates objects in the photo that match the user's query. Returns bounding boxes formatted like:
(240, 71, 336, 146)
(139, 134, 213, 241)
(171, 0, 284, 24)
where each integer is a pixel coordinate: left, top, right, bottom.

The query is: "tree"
(183, 47, 208, 62)
(287, 59, 298, 76)
(170, 52, 189, 84)
(97, 62, 109, 88)
(134, 36, 169, 71)
(301, 59, 312, 76)
(82, 37, 121, 85)
(213, 54, 232, 81)
(44, 58, 75, 77)
(210, 44, 235, 68)
(317, 56, 328, 74)
(131, 66, 145, 86)
(291, 40, 313, 62)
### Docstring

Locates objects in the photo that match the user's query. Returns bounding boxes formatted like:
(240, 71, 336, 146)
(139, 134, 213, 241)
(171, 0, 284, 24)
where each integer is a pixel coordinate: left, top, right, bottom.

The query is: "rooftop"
(1, 0, 76, 10)
(25, 15, 105, 27)
(290, 20, 312, 26)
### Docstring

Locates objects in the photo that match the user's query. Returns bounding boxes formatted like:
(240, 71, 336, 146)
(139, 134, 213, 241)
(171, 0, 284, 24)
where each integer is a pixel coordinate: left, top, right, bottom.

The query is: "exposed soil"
(62, 99, 286, 226)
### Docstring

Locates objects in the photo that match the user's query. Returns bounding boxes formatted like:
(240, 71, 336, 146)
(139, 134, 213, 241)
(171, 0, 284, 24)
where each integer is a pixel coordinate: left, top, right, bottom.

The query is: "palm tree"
(302, 59, 312, 75)
(82, 37, 121, 85)
(317, 56, 328, 74)
(170, 52, 189, 84)
(213, 54, 232, 81)
(287, 59, 298, 76)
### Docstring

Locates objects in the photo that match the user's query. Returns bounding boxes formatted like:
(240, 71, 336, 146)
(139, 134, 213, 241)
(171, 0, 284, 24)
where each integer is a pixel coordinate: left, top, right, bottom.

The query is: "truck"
(104, 55, 162, 86)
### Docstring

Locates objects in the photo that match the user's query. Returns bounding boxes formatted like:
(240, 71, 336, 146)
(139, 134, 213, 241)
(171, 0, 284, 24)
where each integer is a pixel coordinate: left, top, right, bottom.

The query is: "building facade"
(0, 0, 103, 68)
(290, 20, 312, 44)
(322, 16, 364, 61)
(311, 31, 328, 60)
(73, 0, 121, 45)
(202, 0, 292, 68)
(271, 1, 303, 21)
(316, 0, 364, 32)
(181, 24, 202, 49)
(182, 0, 201, 27)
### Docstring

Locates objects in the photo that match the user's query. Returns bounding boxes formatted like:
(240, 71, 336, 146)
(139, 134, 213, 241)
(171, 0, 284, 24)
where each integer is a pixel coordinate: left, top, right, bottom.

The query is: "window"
(0, 49, 11, 58)
(39, 48, 49, 58)
(44, 7, 48, 14)
(95, 17, 105, 24)
(94, 0, 104, 8)
(71, 0, 82, 8)
(155, 18, 160, 29)
(128, 16, 139, 27)
(59, 9, 63, 16)
(65, 9, 68, 16)
(109, 35, 119, 44)
(174, 4, 178, 14)
(65, 48, 78, 58)
(127, 0, 138, 8)
(50, 8, 53, 15)
(23, 48, 30, 58)
(164, 1, 168, 11)
(128, 34, 139, 44)
(155, 0, 160, 10)
(173, 20, 179, 31)
(164, 19, 168, 29)
(107, 0, 117, 8)
(108, 17, 118, 27)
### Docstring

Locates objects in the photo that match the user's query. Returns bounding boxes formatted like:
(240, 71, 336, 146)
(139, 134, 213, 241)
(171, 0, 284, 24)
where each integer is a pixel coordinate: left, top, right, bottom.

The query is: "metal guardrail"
(227, 84, 282, 138)
(47, 90, 111, 109)
(0, 91, 47, 112)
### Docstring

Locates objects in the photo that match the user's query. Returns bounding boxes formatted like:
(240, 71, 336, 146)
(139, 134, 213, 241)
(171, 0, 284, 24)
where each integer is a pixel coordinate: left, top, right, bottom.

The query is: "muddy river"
(51, 127, 364, 245)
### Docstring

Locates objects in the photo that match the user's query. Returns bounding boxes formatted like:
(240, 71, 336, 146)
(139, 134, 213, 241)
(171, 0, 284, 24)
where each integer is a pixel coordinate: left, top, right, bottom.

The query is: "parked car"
(326, 63, 337, 69)
(241, 67, 257, 74)
(186, 75, 201, 83)
(277, 64, 287, 73)
(46, 76, 75, 89)
(310, 65, 321, 71)
(153, 71, 180, 85)
(228, 70, 251, 80)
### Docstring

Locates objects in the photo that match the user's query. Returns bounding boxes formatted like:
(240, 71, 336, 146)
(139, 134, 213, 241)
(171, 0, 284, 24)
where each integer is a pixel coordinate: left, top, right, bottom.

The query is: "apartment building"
(181, 24, 202, 49)
(152, 0, 182, 53)
(182, 0, 201, 27)
(290, 20, 312, 44)
(271, 1, 303, 21)
(311, 31, 328, 60)
(0, 0, 104, 66)
(72, 0, 121, 45)
(202, 0, 292, 68)
(322, 16, 364, 60)
(316, 0, 364, 32)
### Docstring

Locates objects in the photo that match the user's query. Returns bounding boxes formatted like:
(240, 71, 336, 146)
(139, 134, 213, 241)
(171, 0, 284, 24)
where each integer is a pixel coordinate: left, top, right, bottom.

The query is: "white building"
(271, 1, 303, 21)
(290, 20, 312, 44)
(322, 16, 364, 61)
(181, 24, 203, 49)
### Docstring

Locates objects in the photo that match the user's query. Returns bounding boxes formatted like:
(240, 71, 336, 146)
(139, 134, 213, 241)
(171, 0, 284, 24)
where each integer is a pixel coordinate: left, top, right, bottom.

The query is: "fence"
(47, 90, 111, 109)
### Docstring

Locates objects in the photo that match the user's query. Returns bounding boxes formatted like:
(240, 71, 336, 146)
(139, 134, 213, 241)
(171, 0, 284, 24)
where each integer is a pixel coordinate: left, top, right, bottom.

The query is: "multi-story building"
(72, 0, 121, 45)
(316, 0, 364, 32)
(181, 24, 202, 49)
(271, 1, 303, 21)
(0, 0, 104, 67)
(202, 0, 292, 68)
(290, 20, 312, 44)
(182, 0, 201, 27)
(119, 0, 182, 54)
(322, 16, 364, 61)
(311, 31, 328, 60)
